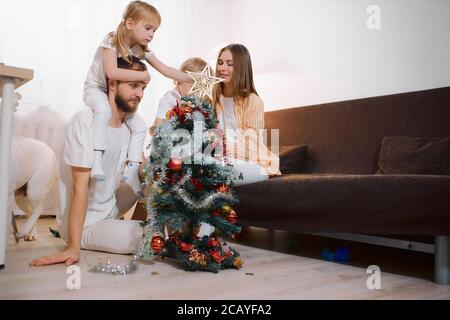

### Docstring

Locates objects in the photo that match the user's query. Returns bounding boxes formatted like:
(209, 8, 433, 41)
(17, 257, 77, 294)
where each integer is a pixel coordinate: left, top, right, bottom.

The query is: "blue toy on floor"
(321, 247, 349, 262)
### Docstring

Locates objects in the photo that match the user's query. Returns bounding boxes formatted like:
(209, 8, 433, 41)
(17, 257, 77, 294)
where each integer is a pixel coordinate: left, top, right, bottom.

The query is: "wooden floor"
(1, 217, 449, 300)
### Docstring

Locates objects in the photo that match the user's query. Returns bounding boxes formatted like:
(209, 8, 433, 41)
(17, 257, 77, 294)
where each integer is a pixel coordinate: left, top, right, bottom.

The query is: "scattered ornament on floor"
(151, 272, 159, 276)
(320, 248, 335, 261)
(335, 247, 350, 262)
(320, 247, 350, 263)
(245, 272, 254, 276)
(88, 255, 139, 275)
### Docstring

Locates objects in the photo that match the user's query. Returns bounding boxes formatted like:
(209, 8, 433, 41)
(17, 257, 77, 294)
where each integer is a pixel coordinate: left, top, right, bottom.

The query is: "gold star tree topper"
(187, 65, 224, 100)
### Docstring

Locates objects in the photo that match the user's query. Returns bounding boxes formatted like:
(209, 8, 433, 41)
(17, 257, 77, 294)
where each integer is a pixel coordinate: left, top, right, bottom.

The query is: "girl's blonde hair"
(113, 1, 161, 63)
(213, 43, 258, 107)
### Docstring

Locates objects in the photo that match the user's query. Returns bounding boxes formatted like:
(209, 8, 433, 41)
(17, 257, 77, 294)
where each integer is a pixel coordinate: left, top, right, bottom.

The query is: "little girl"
(84, 1, 191, 196)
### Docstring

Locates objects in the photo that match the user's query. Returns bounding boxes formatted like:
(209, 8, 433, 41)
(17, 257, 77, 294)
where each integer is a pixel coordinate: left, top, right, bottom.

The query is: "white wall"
(243, 0, 450, 111)
(1, 0, 449, 123)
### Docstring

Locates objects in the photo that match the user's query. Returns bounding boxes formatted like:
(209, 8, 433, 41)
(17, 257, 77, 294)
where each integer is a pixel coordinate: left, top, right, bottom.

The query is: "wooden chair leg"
(11, 211, 19, 243)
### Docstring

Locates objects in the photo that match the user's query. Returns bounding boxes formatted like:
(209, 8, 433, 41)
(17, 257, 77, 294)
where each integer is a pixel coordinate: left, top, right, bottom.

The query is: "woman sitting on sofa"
(213, 43, 281, 185)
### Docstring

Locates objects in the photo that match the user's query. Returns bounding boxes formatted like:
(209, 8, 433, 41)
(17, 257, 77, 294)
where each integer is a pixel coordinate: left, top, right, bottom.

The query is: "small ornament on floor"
(320, 247, 350, 263)
(335, 247, 350, 263)
(320, 249, 335, 261)
(88, 255, 139, 275)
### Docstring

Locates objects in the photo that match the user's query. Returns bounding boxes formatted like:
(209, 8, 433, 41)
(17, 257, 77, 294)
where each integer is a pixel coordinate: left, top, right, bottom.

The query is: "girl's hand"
(29, 246, 80, 267)
(146, 53, 191, 83)
(143, 71, 151, 84)
(179, 73, 194, 84)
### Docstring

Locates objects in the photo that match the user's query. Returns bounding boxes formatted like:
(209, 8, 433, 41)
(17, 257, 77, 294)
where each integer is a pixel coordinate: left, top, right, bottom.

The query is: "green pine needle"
(49, 227, 61, 238)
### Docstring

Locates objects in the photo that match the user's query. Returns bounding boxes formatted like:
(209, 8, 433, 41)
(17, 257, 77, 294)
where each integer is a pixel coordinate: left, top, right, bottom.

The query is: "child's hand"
(180, 72, 194, 84)
(142, 70, 151, 84)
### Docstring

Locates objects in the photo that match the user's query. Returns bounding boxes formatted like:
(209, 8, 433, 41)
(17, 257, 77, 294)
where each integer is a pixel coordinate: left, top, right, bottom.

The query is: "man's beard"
(115, 90, 138, 113)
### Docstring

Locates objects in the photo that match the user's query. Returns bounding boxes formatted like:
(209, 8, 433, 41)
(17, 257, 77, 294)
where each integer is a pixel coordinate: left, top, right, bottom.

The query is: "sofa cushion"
(279, 145, 308, 174)
(234, 174, 450, 234)
(377, 136, 450, 175)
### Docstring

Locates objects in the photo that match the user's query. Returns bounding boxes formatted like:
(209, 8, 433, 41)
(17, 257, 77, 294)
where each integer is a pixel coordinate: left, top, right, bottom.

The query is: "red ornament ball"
(190, 177, 204, 190)
(179, 106, 193, 116)
(226, 210, 238, 224)
(151, 234, 165, 253)
(179, 242, 193, 252)
(211, 210, 221, 217)
(207, 239, 220, 247)
(168, 158, 183, 172)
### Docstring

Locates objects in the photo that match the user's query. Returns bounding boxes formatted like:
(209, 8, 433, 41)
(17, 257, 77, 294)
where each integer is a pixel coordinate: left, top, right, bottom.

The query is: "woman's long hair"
(113, 1, 161, 63)
(213, 43, 258, 107)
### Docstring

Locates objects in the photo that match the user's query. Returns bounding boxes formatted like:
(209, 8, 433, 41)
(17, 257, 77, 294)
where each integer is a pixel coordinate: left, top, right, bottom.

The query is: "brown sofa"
(234, 86, 450, 284)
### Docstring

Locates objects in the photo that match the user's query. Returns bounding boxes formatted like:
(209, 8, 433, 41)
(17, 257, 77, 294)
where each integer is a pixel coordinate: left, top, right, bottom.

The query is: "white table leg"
(0, 79, 15, 269)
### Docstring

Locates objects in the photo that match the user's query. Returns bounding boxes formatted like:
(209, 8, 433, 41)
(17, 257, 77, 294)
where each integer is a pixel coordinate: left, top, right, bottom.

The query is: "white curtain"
(1, 0, 449, 124)
(0, 0, 233, 124)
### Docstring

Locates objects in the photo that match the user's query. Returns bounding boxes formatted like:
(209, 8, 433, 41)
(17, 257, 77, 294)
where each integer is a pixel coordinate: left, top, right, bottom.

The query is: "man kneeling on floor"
(30, 56, 149, 266)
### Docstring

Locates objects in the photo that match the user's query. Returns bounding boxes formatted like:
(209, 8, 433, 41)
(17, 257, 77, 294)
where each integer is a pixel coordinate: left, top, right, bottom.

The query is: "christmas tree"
(141, 67, 244, 272)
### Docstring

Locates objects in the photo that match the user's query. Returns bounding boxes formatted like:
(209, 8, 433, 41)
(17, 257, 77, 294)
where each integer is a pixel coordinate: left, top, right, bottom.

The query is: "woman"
(213, 44, 280, 185)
